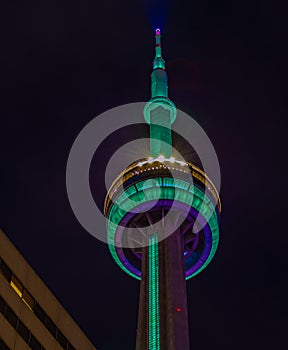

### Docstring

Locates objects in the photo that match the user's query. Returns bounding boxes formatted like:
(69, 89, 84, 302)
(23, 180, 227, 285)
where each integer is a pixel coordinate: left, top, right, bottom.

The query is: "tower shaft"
(136, 229, 190, 350)
(149, 106, 172, 158)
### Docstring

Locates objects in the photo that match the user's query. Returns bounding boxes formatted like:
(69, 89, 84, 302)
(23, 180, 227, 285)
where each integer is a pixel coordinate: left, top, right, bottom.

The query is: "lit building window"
(10, 275, 23, 298)
(0, 256, 76, 350)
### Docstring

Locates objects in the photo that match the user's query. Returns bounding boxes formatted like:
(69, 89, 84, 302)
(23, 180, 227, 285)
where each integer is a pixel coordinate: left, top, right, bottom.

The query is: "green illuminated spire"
(151, 28, 168, 98)
(143, 29, 177, 158)
(153, 28, 165, 71)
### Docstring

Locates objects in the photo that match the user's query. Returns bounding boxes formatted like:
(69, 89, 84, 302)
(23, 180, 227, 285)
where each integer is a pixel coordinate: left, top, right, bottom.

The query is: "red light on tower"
(176, 307, 181, 312)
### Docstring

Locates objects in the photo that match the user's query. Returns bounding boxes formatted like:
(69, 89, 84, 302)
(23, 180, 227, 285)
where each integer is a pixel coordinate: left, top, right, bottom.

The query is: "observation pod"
(104, 157, 221, 281)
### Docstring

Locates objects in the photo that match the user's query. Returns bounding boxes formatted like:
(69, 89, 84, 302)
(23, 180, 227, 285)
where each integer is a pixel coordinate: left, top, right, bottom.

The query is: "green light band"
(107, 177, 219, 280)
(148, 234, 160, 350)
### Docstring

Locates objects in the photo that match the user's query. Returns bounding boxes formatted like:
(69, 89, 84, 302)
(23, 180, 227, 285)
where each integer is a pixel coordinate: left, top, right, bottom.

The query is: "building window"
(46, 315, 57, 337)
(34, 302, 46, 324)
(17, 320, 30, 343)
(57, 329, 68, 349)
(67, 343, 76, 350)
(0, 259, 12, 282)
(29, 334, 42, 350)
(10, 275, 23, 298)
(22, 289, 34, 310)
(0, 295, 6, 314)
(0, 257, 77, 350)
(5, 305, 18, 328)
(0, 337, 10, 350)
(0, 296, 45, 350)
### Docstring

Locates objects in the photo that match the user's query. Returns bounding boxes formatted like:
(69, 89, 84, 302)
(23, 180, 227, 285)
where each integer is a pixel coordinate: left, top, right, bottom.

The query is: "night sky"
(1, 1, 287, 349)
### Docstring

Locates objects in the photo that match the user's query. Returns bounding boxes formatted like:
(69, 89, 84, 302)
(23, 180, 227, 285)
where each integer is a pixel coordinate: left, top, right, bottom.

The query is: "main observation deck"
(104, 156, 221, 281)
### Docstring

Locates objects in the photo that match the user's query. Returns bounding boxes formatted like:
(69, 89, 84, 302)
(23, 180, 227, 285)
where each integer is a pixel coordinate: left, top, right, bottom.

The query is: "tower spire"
(151, 29, 167, 98)
(144, 28, 177, 157)
(153, 28, 165, 70)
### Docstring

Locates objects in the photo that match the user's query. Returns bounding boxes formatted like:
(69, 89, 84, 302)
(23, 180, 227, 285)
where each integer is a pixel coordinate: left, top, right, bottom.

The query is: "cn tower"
(104, 29, 221, 350)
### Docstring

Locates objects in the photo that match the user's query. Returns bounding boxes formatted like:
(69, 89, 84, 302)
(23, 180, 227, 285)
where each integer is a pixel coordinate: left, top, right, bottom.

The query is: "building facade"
(0, 229, 96, 350)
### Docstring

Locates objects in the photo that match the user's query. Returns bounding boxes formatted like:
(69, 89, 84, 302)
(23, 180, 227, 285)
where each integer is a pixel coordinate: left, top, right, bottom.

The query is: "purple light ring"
(113, 199, 214, 279)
